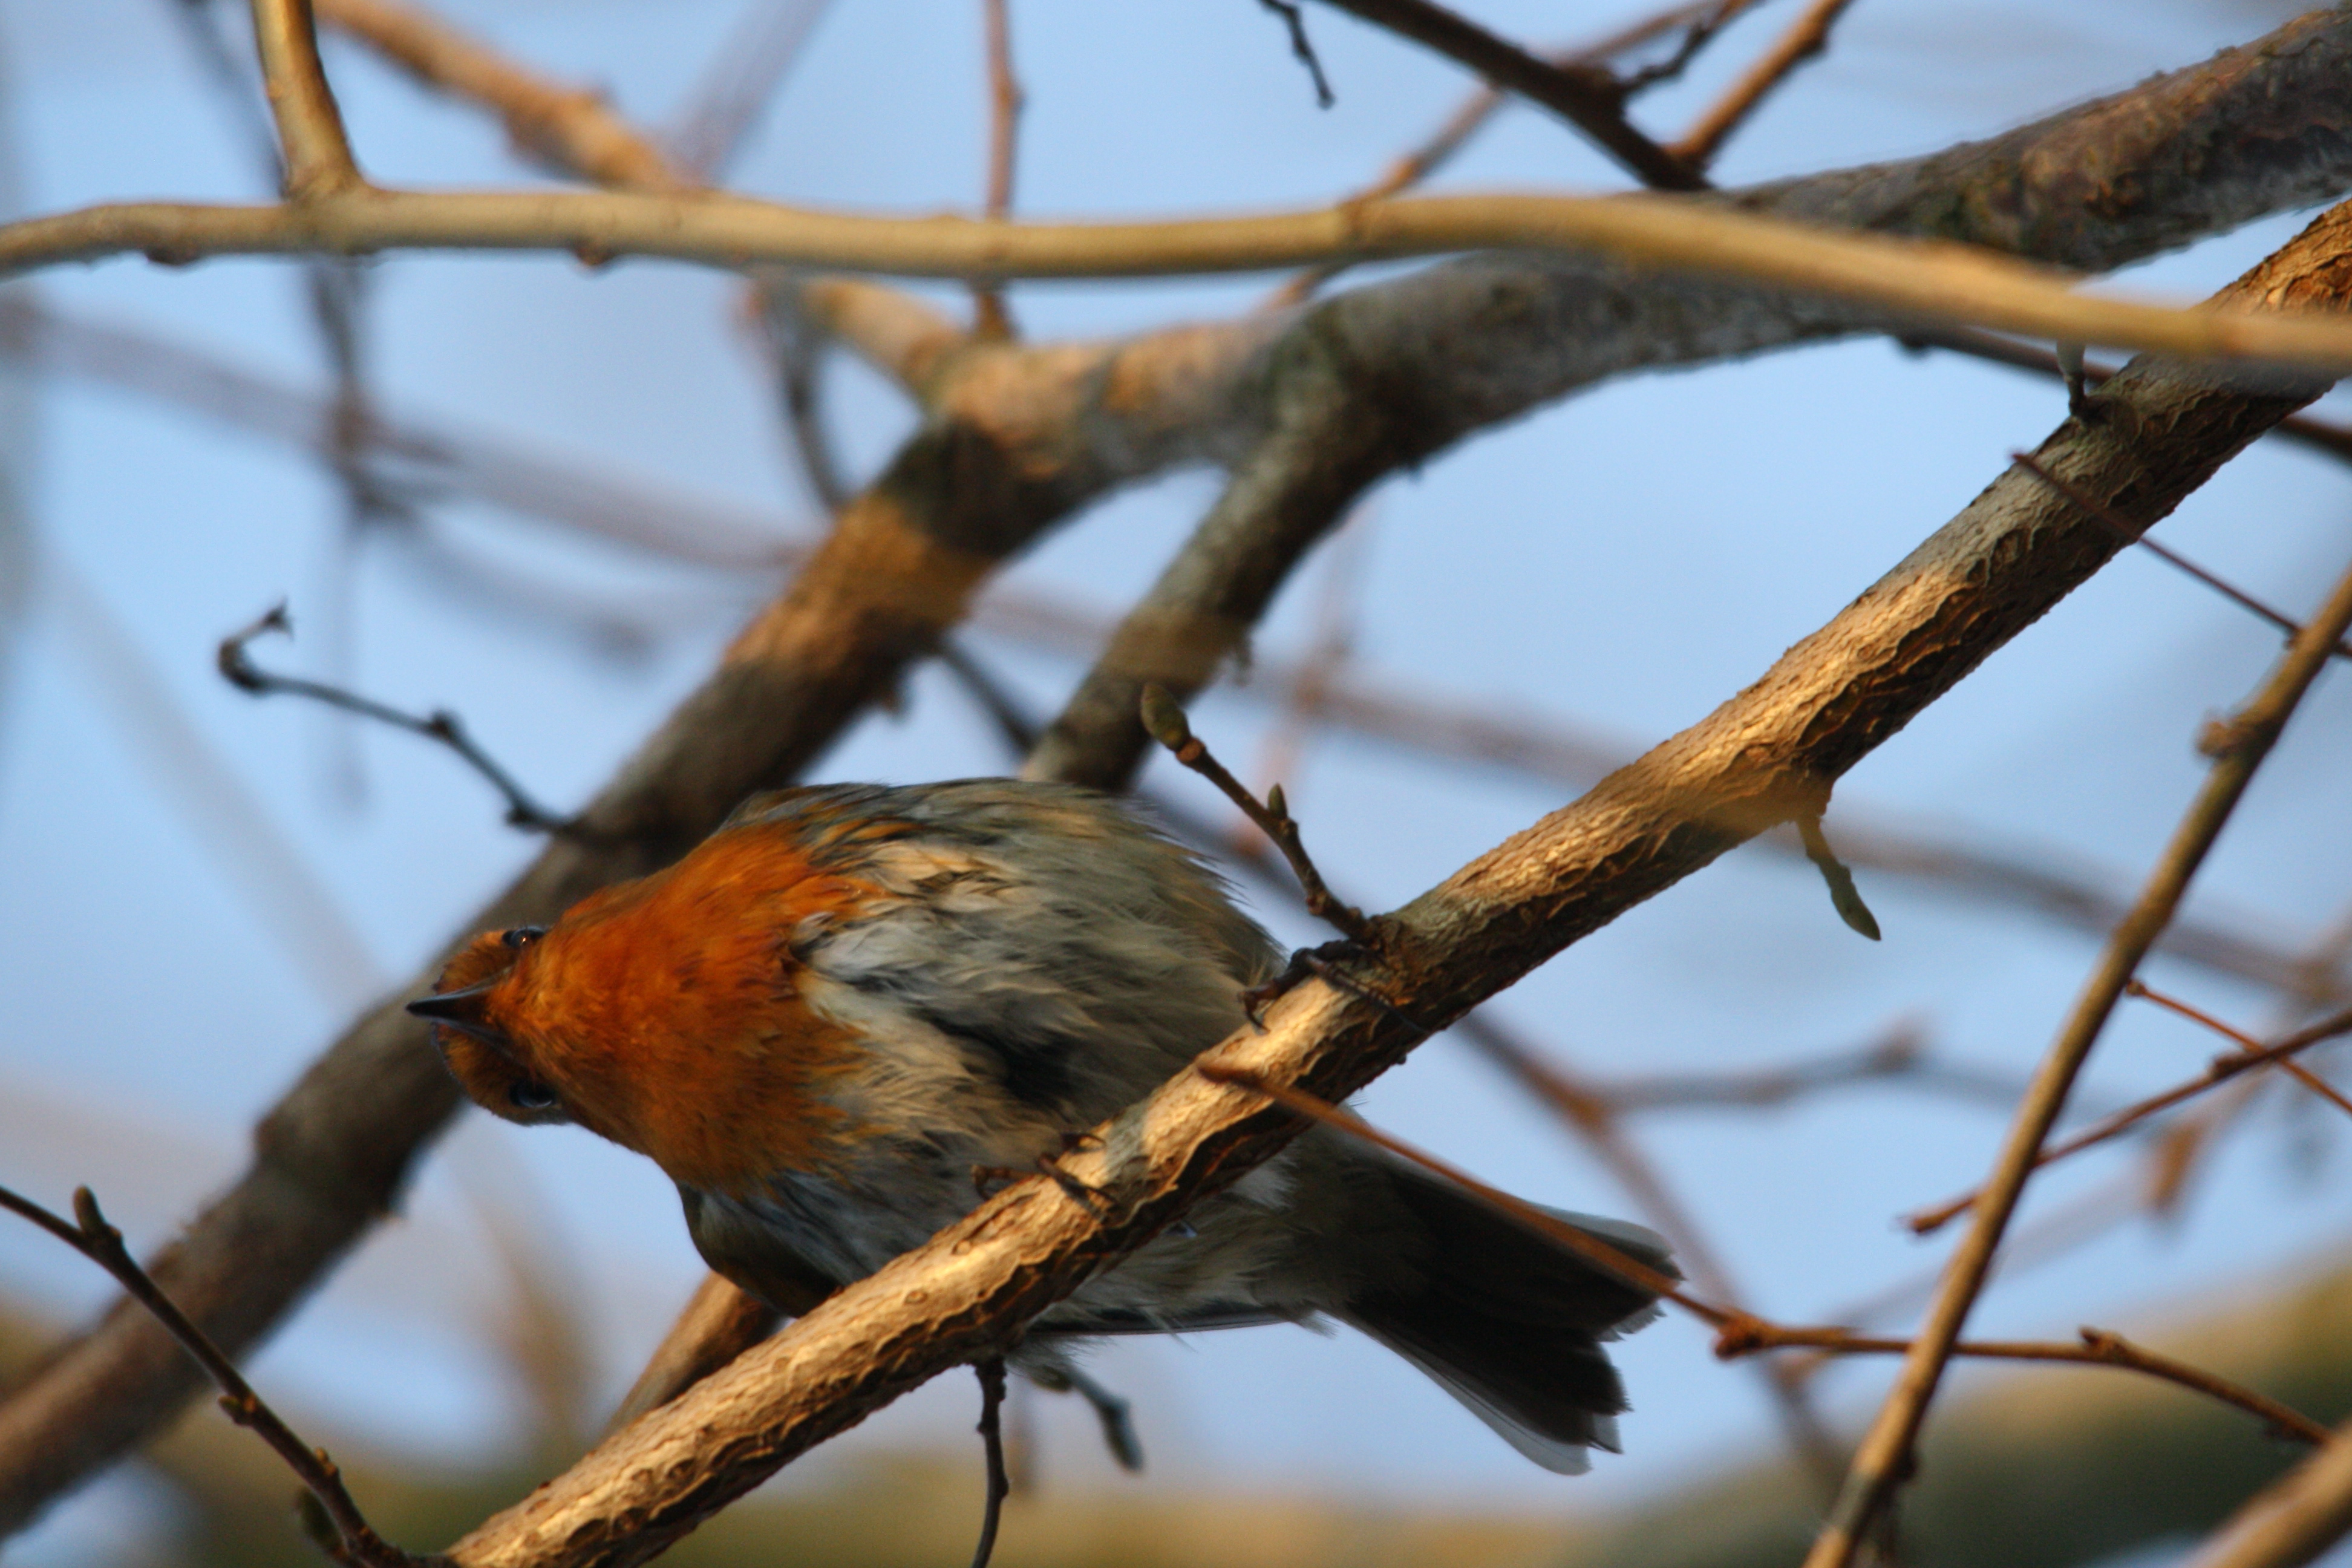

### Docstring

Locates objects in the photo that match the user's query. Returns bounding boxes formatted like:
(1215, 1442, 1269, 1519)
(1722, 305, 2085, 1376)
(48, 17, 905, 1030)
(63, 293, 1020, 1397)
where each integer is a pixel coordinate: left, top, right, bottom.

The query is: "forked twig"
(2126, 980, 2352, 1122)
(217, 602, 576, 833)
(0, 1182, 417, 1566)
(1714, 1321, 2333, 1448)
(1265, 0, 1760, 308)
(1318, 0, 1704, 189)
(1904, 1001, 2352, 1233)
(1668, 0, 1857, 168)
(1139, 684, 1375, 943)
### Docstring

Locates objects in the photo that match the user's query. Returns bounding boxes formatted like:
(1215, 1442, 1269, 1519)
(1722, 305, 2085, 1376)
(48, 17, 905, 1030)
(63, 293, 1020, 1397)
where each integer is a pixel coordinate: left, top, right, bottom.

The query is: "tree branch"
(20, 186, 2352, 373)
(0, 1184, 417, 1566)
(1717, 1323, 2334, 1449)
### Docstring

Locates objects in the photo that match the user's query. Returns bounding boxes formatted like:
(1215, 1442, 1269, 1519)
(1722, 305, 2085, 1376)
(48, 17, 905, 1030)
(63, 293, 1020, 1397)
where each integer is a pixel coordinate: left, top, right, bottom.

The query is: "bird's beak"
(407, 980, 505, 1045)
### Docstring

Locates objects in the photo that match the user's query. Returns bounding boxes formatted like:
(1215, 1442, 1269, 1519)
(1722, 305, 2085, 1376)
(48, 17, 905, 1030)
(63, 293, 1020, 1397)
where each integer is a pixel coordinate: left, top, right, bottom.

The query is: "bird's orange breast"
(498, 823, 887, 1194)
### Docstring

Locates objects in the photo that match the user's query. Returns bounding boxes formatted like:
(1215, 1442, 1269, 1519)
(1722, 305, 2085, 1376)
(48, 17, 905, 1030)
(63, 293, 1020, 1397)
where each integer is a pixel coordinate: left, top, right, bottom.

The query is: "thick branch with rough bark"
(432, 192, 2352, 1568)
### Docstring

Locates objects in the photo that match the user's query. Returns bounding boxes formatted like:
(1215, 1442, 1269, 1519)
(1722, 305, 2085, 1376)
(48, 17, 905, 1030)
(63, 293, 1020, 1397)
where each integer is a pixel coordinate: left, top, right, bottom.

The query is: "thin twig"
(1716, 1321, 2334, 1448)
(1138, 684, 1374, 942)
(0, 1183, 416, 1566)
(1258, 0, 1335, 108)
(2127, 981, 2352, 1123)
(1904, 1002, 2352, 1233)
(248, 0, 364, 197)
(1196, 1067, 2333, 1452)
(971, 0, 1023, 338)
(1613, 0, 1769, 93)
(1592, 1025, 2036, 1114)
(970, 1358, 1011, 1568)
(1237, 506, 1373, 857)
(1317, 0, 1705, 189)
(171, 0, 292, 178)
(2012, 452, 2352, 662)
(1195, 1062, 1707, 1310)
(1264, 0, 1758, 307)
(216, 603, 575, 833)
(1668, 0, 1857, 168)
(754, 284, 855, 511)
(1807, 547, 2352, 1568)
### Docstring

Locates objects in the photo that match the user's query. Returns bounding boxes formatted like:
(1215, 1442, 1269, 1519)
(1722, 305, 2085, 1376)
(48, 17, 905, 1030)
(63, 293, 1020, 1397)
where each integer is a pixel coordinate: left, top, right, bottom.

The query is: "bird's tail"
(1328, 1156, 1676, 1474)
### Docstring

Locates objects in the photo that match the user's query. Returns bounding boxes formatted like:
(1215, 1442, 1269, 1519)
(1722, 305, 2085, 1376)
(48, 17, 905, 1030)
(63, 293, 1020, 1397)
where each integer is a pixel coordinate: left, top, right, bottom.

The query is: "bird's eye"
(509, 1082, 558, 1111)
(500, 926, 547, 951)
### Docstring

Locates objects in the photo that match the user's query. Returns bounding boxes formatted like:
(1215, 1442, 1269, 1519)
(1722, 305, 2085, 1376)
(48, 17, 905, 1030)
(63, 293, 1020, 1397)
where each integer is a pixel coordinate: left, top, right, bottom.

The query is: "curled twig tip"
(1798, 811, 1882, 941)
(71, 1186, 111, 1241)
(217, 599, 577, 835)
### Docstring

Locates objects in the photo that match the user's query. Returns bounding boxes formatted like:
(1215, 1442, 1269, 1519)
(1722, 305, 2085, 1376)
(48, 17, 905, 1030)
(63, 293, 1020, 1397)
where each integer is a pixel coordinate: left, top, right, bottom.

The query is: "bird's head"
(407, 821, 877, 1193)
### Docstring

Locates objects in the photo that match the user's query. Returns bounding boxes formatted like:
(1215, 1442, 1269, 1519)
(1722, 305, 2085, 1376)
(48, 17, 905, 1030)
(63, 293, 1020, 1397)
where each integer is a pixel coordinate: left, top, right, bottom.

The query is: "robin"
(409, 779, 1673, 1472)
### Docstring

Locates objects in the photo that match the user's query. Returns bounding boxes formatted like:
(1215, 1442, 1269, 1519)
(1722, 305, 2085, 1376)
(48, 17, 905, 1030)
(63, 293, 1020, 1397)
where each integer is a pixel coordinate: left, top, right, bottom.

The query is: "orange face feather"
(421, 821, 879, 1195)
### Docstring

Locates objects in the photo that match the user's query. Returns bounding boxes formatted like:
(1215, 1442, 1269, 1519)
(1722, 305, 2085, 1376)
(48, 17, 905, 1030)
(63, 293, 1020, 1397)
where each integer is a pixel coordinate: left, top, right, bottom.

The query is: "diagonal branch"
(316, 0, 676, 189)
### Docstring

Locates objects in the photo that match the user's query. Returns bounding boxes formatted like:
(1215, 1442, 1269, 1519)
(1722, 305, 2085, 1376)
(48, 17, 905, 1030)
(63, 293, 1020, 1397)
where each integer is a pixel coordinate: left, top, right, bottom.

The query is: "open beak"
(407, 980, 505, 1045)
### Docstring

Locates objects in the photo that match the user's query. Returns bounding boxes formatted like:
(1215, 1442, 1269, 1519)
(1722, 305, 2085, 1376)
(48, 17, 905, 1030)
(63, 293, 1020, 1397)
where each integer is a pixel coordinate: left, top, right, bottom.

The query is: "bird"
(408, 778, 1674, 1473)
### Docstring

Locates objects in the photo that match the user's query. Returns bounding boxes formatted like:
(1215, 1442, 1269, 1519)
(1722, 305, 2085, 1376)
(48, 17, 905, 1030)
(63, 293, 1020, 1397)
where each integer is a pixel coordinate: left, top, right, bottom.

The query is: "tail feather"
(1333, 1161, 1677, 1475)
